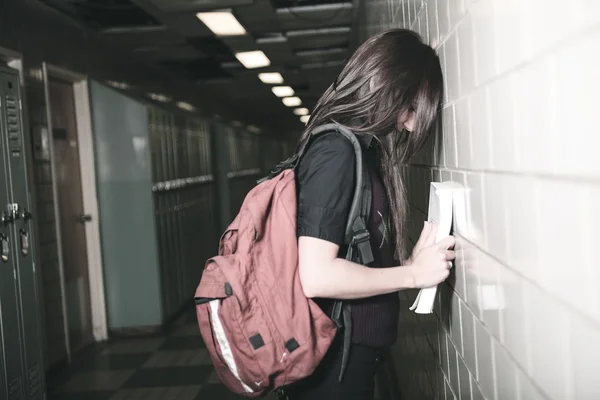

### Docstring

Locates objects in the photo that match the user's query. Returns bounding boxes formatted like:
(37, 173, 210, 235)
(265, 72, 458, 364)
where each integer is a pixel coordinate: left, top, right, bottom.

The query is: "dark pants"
(285, 338, 384, 400)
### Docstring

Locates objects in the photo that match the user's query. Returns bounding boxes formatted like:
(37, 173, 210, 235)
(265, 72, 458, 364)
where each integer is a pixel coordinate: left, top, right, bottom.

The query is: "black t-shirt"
(296, 131, 400, 348)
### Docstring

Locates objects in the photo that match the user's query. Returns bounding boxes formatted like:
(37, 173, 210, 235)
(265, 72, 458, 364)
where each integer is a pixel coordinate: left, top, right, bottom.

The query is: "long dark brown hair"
(300, 29, 443, 260)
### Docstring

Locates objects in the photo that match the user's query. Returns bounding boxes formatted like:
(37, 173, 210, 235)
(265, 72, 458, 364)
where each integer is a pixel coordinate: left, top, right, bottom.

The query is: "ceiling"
(38, 0, 361, 135)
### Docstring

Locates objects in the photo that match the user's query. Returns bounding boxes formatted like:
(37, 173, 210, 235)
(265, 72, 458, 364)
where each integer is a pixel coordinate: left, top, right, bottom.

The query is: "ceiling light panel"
(300, 115, 310, 124)
(272, 86, 295, 97)
(235, 50, 271, 69)
(258, 72, 284, 84)
(196, 11, 247, 36)
(282, 97, 302, 107)
(294, 108, 309, 116)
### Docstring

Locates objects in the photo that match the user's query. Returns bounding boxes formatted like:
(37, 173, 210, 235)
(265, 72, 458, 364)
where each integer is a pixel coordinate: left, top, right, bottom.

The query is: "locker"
(0, 67, 44, 399)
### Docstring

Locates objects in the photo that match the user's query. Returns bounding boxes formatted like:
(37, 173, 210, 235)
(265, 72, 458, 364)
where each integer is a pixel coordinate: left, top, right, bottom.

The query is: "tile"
(535, 179, 586, 306)
(437, 0, 451, 39)
(172, 323, 201, 337)
(482, 174, 509, 263)
(142, 350, 212, 368)
(527, 0, 580, 56)
(457, 15, 476, 97)
(451, 231, 467, 300)
(82, 354, 152, 371)
(492, 0, 528, 74)
(460, 301, 478, 379)
(448, 343, 460, 397)
(110, 386, 201, 400)
(196, 384, 266, 400)
(438, 366, 447, 400)
(512, 58, 558, 174)
(49, 391, 115, 400)
(443, 105, 457, 168)
(440, 331, 450, 379)
(571, 314, 600, 398)
(471, 0, 497, 85)
(449, 0, 465, 27)
(488, 75, 517, 173)
(58, 370, 135, 392)
(524, 282, 571, 400)
(457, 355, 471, 400)
(462, 238, 482, 318)
(496, 267, 528, 370)
(101, 339, 165, 355)
(554, 29, 600, 178)
(445, 32, 460, 102)
(427, 0, 439, 47)
(468, 88, 492, 171)
(123, 366, 213, 388)
(518, 372, 547, 400)
(478, 253, 502, 341)
(160, 335, 206, 350)
(438, 43, 449, 107)
(450, 292, 463, 356)
(419, 6, 429, 43)
(471, 376, 485, 400)
(493, 341, 518, 400)
(465, 172, 486, 249)
(454, 98, 471, 169)
(474, 319, 495, 400)
(584, 186, 600, 319)
(504, 175, 540, 280)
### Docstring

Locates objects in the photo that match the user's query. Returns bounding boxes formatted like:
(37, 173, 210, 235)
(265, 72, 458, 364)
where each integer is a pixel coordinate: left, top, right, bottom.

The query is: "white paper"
(410, 182, 454, 314)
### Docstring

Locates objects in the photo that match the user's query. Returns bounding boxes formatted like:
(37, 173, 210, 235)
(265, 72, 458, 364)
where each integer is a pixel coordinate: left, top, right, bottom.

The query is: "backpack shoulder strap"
(298, 123, 375, 384)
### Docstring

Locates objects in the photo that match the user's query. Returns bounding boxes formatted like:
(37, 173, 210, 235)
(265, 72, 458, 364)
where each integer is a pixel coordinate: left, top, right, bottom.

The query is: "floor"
(47, 307, 276, 400)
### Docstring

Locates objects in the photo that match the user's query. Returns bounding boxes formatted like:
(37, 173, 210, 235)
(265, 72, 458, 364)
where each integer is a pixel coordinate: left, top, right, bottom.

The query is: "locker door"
(0, 67, 44, 399)
(0, 69, 25, 399)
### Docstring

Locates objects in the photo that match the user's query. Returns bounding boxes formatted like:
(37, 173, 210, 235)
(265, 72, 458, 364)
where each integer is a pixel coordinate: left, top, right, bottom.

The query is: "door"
(47, 79, 94, 352)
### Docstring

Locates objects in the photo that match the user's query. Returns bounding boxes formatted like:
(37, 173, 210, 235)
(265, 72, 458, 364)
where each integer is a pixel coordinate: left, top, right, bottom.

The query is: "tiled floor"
(47, 308, 274, 400)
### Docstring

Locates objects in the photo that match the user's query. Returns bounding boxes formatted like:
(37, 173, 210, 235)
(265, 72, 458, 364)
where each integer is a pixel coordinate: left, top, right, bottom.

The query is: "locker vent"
(5, 95, 19, 140)
(8, 377, 22, 400)
(28, 364, 41, 398)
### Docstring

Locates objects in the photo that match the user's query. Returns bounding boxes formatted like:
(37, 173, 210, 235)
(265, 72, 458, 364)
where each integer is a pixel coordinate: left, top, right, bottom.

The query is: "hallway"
(47, 307, 258, 400)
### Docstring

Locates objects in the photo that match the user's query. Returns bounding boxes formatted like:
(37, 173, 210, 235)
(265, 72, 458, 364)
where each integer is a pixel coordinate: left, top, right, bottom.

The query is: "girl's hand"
(406, 221, 437, 266)
(408, 235, 456, 288)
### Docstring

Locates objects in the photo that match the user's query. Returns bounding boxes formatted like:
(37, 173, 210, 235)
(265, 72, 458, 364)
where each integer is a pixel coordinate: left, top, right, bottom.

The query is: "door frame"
(42, 63, 108, 348)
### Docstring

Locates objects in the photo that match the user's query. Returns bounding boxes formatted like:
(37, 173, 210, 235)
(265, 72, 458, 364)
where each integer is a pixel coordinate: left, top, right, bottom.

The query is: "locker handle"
(21, 209, 32, 221)
(2, 210, 13, 226)
(20, 229, 29, 256)
(1, 234, 9, 263)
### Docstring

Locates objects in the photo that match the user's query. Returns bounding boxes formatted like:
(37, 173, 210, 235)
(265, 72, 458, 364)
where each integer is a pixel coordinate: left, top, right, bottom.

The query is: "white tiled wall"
(361, 1, 600, 399)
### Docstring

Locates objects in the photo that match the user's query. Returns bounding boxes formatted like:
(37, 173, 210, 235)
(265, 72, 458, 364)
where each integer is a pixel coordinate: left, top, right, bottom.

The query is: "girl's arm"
(298, 234, 455, 299)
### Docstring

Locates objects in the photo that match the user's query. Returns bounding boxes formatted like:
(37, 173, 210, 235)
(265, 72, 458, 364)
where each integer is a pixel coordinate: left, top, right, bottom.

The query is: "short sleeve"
(296, 132, 356, 246)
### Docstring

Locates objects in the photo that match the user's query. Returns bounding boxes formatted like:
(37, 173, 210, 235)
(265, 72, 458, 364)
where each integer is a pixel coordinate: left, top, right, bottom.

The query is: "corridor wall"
(360, 1, 600, 399)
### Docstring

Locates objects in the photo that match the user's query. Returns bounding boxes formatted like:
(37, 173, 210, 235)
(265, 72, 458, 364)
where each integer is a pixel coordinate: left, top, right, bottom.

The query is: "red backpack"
(194, 123, 374, 397)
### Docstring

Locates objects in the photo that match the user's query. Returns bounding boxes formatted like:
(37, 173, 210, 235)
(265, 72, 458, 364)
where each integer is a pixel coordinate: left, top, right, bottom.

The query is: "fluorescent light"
(258, 72, 284, 84)
(272, 86, 294, 97)
(294, 107, 309, 116)
(235, 51, 271, 69)
(282, 96, 302, 107)
(300, 115, 310, 124)
(196, 11, 246, 36)
(148, 93, 171, 102)
(176, 101, 195, 112)
(107, 80, 129, 90)
(247, 125, 261, 134)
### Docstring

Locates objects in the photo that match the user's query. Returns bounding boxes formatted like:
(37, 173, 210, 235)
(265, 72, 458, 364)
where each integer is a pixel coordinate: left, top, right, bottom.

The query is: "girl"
(289, 29, 455, 400)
